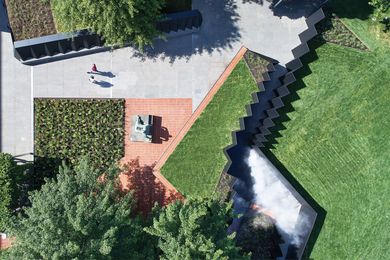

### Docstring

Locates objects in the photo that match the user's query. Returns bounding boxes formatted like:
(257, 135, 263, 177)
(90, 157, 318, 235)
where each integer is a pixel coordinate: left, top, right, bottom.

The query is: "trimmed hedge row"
(0, 153, 16, 232)
(34, 99, 125, 172)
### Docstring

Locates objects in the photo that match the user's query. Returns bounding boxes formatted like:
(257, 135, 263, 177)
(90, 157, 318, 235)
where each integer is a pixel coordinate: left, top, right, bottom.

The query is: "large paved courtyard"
(1, 0, 312, 161)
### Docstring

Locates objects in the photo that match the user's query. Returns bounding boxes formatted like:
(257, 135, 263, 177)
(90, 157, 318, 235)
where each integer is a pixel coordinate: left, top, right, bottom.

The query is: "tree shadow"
(152, 116, 172, 144)
(130, 0, 241, 63)
(121, 158, 183, 217)
(327, 0, 373, 20)
(270, 0, 328, 19)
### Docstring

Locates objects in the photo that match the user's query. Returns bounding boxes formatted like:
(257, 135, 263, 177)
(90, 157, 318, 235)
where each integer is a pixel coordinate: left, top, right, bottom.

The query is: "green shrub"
(0, 153, 16, 231)
(34, 99, 125, 174)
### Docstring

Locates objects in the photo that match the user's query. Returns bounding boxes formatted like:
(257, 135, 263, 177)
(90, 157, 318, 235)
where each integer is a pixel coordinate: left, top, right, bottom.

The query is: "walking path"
(1, 0, 310, 162)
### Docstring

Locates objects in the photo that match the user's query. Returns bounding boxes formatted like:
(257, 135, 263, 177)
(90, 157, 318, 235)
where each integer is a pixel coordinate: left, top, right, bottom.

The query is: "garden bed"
(5, 0, 57, 41)
(34, 99, 124, 175)
(314, 7, 369, 51)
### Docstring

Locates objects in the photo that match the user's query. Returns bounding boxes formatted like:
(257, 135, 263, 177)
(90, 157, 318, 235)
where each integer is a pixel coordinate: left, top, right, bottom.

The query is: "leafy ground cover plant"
(34, 99, 124, 174)
(5, 0, 57, 41)
(243, 50, 270, 84)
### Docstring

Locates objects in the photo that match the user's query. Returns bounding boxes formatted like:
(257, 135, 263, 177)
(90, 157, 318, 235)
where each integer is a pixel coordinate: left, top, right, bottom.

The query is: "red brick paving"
(0, 237, 12, 249)
(119, 98, 191, 215)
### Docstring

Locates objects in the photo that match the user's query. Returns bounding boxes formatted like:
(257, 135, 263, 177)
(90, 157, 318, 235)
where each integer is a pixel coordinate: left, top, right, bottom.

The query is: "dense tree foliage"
(7, 158, 157, 259)
(236, 213, 283, 259)
(145, 198, 247, 260)
(0, 153, 16, 232)
(49, 0, 164, 48)
(369, 0, 390, 31)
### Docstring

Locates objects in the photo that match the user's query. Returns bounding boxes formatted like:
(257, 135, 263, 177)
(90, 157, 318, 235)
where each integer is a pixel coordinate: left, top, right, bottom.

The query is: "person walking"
(91, 64, 98, 73)
(89, 75, 97, 83)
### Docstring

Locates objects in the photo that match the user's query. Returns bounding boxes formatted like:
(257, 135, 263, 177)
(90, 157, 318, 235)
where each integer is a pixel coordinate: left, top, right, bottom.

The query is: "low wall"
(11, 10, 202, 63)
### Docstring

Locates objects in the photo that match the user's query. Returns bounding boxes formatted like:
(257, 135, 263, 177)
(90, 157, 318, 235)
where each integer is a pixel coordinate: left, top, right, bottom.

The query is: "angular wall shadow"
(263, 39, 325, 149)
(270, 0, 328, 19)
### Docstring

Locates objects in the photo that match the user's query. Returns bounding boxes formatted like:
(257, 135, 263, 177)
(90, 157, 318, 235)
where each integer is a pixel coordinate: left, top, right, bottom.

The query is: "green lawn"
(269, 1, 390, 258)
(161, 60, 258, 197)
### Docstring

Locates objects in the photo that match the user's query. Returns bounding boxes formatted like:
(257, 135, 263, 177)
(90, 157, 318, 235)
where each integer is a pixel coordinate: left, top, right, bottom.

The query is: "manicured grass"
(5, 0, 57, 41)
(161, 60, 258, 197)
(34, 99, 124, 171)
(269, 1, 390, 258)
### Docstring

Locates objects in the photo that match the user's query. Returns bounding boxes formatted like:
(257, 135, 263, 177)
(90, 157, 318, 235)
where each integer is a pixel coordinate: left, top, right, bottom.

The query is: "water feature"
(230, 148, 317, 259)
(247, 149, 307, 246)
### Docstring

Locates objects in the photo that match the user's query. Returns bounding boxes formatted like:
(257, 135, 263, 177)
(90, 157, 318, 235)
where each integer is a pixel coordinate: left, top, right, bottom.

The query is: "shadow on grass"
(328, 0, 373, 20)
(263, 39, 324, 150)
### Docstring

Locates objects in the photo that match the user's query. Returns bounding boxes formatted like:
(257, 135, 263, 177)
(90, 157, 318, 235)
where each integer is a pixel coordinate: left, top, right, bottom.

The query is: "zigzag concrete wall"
(223, 8, 325, 260)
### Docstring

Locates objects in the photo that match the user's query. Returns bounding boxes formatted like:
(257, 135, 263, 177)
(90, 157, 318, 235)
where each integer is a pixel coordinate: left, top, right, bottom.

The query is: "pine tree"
(145, 198, 248, 260)
(48, 0, 164, 48)
(7, 157, 157, 259)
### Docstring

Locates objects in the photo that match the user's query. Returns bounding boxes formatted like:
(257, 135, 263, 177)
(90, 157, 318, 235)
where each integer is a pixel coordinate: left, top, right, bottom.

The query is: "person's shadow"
(95, 80, 113, 88)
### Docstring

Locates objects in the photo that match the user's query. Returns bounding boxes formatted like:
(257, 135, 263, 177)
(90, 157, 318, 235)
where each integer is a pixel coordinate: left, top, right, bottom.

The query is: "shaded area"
(132, 0, 241, 63)
(328, 0, 373, 20)
(242, 0, 327, 19)
(313, 5, 369, 51)
(237, 210, 283, 259)
(270, 0, 328, 19)
(163, 0, 192, 13)
(152, 116, 172, 144)
(120, 158, 183, 216)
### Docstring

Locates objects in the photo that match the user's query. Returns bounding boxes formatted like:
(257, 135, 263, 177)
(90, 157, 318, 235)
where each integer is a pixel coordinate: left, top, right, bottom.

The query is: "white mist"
(247, 149, 306, 245)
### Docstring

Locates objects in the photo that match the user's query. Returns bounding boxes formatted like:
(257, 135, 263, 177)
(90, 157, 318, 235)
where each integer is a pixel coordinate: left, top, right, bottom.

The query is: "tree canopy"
(49, 0, 164, 48)
(369, 0, 390, 31)
(145, 198, 247, 260)
(7, 158, 156, 259)
(0, 153, 16, 232)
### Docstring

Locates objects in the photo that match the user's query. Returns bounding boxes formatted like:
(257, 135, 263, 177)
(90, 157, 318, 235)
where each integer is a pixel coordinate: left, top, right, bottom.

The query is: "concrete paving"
(1, 0, 311, 158)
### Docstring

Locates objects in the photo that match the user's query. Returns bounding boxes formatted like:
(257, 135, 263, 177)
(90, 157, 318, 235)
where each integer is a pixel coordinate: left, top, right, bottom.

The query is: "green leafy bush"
(0, 153, 16, 231)
(34, 99, 125, 173)
(370, 0, 390, 32)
